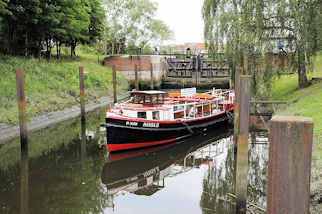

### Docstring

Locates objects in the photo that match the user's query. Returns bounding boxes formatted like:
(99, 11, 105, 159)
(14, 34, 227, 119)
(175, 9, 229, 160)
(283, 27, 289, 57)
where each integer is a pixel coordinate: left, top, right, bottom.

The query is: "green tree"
(0, 0, 9, 15)
(102, 0, 173, 55)
(0, 0, 105, 57)
(203, 0, 322, 89)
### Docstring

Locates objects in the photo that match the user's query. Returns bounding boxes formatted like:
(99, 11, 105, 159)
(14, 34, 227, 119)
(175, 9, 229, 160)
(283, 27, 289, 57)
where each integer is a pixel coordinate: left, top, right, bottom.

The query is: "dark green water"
(0, 107, 268, 214)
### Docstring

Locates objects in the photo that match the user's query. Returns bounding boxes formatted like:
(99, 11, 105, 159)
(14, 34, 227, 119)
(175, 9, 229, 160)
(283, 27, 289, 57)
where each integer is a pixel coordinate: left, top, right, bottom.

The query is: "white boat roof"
(131, 90, 167, 95)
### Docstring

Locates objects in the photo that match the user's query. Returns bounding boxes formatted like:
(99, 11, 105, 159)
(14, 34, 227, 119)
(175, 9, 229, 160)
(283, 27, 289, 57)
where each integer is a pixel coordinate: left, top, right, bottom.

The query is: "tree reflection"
(0, 126, 109, 214)
(248, 131, 269, 209)
(200, 136, 235, 213)
(200, 131, 269, 213)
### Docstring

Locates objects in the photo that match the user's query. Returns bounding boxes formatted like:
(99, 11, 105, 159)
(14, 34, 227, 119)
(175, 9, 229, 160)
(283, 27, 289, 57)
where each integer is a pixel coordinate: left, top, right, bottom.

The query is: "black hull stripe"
(106, 116, 228, 131)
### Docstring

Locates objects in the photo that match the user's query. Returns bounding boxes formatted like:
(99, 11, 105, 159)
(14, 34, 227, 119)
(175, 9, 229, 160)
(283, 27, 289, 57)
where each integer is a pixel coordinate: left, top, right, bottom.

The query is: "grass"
(270, 52, 322, 178)
(0, 50, 127, 125)
(271, 53, 322, 135)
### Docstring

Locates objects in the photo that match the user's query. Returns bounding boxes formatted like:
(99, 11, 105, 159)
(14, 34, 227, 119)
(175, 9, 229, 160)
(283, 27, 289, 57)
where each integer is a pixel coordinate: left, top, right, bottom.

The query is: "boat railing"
(171, 96, 229, 120)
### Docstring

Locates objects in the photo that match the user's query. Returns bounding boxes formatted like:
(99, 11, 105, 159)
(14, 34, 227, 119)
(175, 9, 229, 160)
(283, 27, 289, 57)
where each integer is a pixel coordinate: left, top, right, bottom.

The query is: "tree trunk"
(56, 41, 59, 59)
(117, 42, 121, 55)
(71, 41, 76, 58)
(104, 39, 107, 55)
(111, 41, 115, 55)
(58, 43, 61, 57)
(297, 46, 308, 88)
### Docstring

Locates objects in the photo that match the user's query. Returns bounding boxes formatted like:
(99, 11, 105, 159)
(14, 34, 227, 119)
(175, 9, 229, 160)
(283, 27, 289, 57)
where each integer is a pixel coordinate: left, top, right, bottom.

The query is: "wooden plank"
(267, 116, 313, 214)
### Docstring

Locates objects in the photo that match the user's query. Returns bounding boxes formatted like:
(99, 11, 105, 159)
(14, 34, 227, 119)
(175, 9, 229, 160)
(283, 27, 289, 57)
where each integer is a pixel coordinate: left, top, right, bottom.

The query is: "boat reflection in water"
(101, 125, 234, 210)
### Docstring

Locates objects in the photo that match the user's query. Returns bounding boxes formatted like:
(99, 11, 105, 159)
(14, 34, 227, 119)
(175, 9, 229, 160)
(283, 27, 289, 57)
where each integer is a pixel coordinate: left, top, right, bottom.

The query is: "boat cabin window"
(138, 112, 147, 119)
(132, 94, 145, 104)
(130, 92, 167, 105)
(152, 111, 159, 120)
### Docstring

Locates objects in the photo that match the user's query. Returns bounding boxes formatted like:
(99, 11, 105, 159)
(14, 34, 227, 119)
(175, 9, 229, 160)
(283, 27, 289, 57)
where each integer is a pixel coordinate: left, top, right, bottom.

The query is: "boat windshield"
(130, 92, 167, 105)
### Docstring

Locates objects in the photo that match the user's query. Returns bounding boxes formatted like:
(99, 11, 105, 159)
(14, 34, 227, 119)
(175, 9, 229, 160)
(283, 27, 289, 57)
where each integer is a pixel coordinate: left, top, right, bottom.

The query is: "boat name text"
(126, 121, 138, 126)
(143, 167, 160, 177)
(143, 122, 159, 128)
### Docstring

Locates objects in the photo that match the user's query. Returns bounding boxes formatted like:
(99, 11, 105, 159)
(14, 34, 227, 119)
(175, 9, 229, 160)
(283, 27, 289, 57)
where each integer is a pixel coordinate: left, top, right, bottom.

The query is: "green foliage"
(0, 0, 105, 57)
(0, 54, 127, 124)
(271, 52, 322, 135)
(0, 0, 9, 15)
(102, 0, 173, 55)
(202, 0, 322, 90)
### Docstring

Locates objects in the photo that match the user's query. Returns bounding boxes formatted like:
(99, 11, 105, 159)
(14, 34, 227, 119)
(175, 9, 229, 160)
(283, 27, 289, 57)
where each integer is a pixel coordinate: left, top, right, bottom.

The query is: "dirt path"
(0, 92, 129, 143)
(291, 85, 322, 104)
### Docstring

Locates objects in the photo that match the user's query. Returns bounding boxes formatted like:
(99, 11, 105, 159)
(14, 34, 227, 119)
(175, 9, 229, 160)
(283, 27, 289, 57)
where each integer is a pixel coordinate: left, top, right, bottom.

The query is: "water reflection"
(20, 141, 29, 214)
(0, 109, 108, 214)
(0, 109, 269, 214)
(81, 119, 87, 184)
(200, 131, 268, 214)
(101, 126, 234, 212)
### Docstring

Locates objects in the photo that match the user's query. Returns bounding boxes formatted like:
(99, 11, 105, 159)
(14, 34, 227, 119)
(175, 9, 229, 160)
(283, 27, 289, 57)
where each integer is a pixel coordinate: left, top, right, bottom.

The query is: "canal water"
(0, 107, 269, 214)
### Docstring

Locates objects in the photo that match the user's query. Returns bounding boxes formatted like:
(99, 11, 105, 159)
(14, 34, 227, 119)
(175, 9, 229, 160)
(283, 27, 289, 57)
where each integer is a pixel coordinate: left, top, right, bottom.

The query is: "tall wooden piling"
(233, 70, 241, 148)
(233, 69, 240, 195)
(79, 67, 85, 122)
(267, 116, 313, 214)
(112, 65, 117, 103)
(135, 64, 139, 90)
(16, 68, 28, 149)
(150, 63, 154, 90)
(235, 75, 251, 213)
(16, 67, 29, 213)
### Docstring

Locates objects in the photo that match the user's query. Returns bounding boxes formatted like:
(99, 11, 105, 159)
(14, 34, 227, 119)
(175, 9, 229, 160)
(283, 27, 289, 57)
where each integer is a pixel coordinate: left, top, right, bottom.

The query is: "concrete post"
(79, 67, 85, 122)
(235, 75, 251, 213)
(267, 116, 313, 214)
(112, 65, 117, 103)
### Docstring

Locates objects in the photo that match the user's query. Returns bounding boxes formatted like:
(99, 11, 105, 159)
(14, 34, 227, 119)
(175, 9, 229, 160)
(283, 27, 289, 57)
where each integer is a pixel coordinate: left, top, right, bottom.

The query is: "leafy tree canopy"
(203, 0, 322, 89)
(102, 0, 173, 55)
(0, 0, 105, 57)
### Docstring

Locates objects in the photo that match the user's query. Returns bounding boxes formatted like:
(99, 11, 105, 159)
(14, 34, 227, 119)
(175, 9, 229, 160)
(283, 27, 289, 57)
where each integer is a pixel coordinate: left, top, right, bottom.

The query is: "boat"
(105, 88, 234, 152)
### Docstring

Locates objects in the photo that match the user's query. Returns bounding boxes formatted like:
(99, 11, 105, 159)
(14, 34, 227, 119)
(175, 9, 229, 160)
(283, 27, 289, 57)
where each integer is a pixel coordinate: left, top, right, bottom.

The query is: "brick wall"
(104, 56, 165, 82)
(104, 56, 152, 72)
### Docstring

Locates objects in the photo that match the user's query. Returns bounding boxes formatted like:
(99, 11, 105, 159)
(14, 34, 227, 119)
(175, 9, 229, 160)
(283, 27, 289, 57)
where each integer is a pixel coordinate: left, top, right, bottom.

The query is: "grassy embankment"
(0, 51, 127, 125)
(270, 52, 322, 180)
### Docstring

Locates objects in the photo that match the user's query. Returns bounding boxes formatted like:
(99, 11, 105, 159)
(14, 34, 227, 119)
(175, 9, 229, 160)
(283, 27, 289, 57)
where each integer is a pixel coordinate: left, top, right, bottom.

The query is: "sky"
(153, 0, 205, 45)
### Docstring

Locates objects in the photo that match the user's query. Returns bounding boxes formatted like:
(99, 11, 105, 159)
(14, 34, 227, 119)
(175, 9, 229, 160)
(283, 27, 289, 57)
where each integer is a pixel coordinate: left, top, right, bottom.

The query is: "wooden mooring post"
(267, 116, 313, 214)
(135, 64, 139, 90)
(79, 67, 86, 122)
(16, 67, 29, 214)
(150, 63, 154, 90)
(16, 68, 28, 149)
(112, 65, 117, 103)
(233, 70, 241, 149)
(235, 75, 251, 214)
(233, 69, 240, 197)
